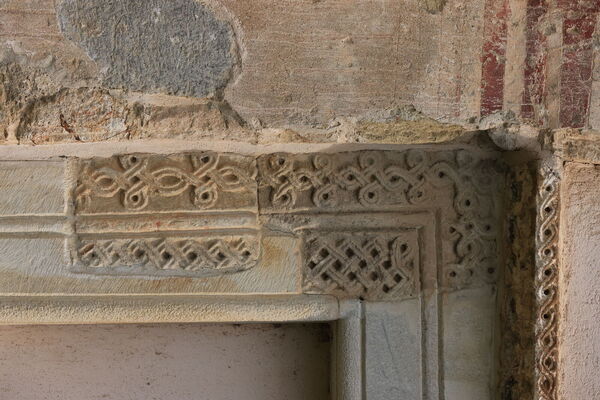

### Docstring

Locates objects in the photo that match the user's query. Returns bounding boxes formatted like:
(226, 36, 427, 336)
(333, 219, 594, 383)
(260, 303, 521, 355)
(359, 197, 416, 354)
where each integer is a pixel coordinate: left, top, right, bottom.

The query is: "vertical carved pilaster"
(536, 167, 560, 400)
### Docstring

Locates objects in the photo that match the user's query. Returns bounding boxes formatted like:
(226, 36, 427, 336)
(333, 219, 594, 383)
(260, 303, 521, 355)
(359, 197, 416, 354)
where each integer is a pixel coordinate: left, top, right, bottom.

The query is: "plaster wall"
(559, 163, 600, 399)
(0, 323, 331, 400)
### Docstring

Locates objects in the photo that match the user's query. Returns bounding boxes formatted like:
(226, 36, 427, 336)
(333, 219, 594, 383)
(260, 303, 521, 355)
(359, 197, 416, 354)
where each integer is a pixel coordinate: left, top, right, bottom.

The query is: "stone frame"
(535, 165, 560, 400)
(0, 141, 505, 399)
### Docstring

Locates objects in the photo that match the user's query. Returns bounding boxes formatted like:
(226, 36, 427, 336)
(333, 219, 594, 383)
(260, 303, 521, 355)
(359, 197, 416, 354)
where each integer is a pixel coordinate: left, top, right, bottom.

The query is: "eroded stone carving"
(66, 149, 502, 287)
(76, 152, 256, 213)
(73, 236, 258, 277)
(302, 230, 419, 300)
(71, 152, 259, 277)
(258, 151, 427, 209)
(535, 167, 560, 400)
(258, 150, 502, 289)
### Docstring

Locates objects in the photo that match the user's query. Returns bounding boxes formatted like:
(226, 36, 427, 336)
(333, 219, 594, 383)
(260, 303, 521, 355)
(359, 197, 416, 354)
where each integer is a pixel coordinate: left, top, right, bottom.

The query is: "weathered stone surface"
(365, 301, 422, 399)
(0, 294, 339, 324)
(57, 0, 237, 98)
(556, 129, 600, 164)
(75, 152, 257, 213)
(17, 88, 129, 143)
(559, 163, 600, 399)
(0, 0, 493, 135)
(0, 144, 506, 399)
(0, 235, 297, 294)
(498, 161, 536, 400)
(263, 210, 436, 304)
(0, 147, 503, 296)
(258, 149, 503, 290)
(0, 161, 64, 214)
(0, 323, 332, 400)
(220, 0, 487, 126)
(72, 152, 259, 276)
(443, 286, 496, 399)
(535, 166, 560, 400)
(74, 236, 259, 278)
(302, 230, 419, 301)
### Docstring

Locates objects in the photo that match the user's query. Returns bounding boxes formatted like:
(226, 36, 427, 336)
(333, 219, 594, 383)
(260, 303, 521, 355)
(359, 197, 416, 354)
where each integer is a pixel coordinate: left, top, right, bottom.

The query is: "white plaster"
(0, 323, 331, 400)
(559, 163, 600, 399)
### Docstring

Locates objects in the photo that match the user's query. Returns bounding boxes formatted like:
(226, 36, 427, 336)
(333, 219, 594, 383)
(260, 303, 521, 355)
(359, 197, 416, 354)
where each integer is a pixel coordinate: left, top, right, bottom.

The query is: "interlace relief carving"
(258, 150, 502, 289)
(74, 236, 259, 277)
(302, 231, 419, 300)
(76, 152, 256, 213)
(71, 152, 259, 277)
(535, 168, 559, 400)
(258, 151, 428, 209)
(69, 149, 501, 287)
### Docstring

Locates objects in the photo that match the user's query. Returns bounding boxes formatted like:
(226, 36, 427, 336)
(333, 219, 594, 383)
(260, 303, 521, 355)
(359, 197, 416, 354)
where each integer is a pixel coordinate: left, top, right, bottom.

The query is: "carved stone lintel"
(64, 149, 503, 293)
(71, 152, 259, 277)
(535, 167, 560, 400)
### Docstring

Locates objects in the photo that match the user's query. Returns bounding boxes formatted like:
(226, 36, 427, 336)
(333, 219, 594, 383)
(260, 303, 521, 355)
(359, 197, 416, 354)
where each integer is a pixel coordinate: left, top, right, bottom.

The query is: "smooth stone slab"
(0, 161, 65, 215)
(443, 285, 496, 400)
(0, 323, 331, 399)
(366, 300, 422, 399)
(0, 236, 297, 294)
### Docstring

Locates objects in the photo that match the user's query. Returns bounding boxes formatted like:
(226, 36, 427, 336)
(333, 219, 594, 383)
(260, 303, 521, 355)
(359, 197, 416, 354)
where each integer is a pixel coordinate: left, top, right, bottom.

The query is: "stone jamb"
(535, 165, 560, 400)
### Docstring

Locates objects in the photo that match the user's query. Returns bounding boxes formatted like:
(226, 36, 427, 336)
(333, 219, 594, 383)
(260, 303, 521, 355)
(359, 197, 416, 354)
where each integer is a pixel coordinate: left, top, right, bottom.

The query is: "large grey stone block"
(57, 0, 237, 97)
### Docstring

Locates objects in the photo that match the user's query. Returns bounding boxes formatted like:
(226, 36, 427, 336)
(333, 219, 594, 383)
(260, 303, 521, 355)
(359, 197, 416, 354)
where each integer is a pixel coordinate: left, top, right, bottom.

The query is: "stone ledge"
(0, 294, 339, 325)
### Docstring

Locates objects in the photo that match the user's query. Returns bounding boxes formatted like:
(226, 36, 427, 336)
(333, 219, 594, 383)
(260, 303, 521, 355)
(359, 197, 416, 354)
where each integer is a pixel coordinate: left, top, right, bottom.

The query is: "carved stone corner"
(257, 149, 505, 299)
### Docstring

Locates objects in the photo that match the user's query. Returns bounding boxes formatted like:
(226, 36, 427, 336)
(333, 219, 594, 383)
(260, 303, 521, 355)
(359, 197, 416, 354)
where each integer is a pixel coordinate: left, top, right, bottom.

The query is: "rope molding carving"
(535, 167, 560, 400)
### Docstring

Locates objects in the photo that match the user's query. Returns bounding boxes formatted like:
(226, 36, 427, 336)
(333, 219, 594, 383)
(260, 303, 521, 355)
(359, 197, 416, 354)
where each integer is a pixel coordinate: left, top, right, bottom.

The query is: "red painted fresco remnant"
(522, 0, 549, 124)
(480, 0, 510, 117)
(558, 0, 600, 128)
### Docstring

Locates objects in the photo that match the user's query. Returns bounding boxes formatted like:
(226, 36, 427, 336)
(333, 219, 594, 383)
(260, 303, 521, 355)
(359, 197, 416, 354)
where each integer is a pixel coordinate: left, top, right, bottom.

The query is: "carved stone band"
(63, 149, 503, 298)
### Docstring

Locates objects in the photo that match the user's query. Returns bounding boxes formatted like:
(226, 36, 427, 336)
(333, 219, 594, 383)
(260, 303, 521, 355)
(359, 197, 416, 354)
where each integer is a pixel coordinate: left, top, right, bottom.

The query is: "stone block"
(0, 161, 65, 215)
(366, 300, 422, 399)
(258, 149, 503, 290)
(302, 229, 419, 301)
(57, 0, 237, 98)
(0, 148, 503, 300)
(442, 286, 496, 400)
(75, 152, 256, 213)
